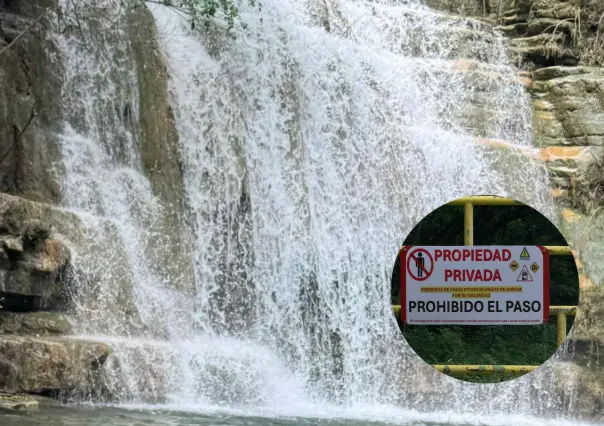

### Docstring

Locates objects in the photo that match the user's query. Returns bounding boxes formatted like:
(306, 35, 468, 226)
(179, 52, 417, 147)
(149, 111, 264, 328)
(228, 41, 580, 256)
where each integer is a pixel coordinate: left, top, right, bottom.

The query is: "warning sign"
(400, 245, 549, 325)
(509, 260, 519, 272)
(517, 265, 533, 282)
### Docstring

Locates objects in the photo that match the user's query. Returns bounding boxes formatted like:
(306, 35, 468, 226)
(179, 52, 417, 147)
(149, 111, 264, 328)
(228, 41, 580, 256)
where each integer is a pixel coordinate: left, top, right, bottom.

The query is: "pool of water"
(0, 404, 599, 426)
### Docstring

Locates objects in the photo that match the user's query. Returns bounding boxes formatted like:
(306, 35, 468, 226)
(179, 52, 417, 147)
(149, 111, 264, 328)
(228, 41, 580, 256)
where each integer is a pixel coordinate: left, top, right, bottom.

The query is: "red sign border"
(400, 245, 551, 325)
(538, 245, 550, 324)
(399, 246, 409, 324)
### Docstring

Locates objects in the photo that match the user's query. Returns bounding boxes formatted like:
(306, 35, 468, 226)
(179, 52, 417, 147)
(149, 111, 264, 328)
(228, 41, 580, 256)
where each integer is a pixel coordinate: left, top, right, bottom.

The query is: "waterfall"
(47, 0, 580, 422)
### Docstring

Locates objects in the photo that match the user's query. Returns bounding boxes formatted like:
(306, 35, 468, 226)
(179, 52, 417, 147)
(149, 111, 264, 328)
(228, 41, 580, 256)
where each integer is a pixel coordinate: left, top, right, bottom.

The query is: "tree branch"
(0, 9, 48, 57)
(18, 97, 40, 138)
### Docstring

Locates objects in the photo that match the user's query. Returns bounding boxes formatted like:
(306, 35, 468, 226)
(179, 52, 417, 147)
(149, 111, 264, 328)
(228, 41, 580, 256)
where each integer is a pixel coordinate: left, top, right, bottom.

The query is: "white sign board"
(400, 245, 549, 325)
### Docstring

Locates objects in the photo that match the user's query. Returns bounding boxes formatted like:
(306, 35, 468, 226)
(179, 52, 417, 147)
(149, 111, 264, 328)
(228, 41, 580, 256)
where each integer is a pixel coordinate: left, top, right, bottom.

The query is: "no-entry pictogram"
(406, 248, 434, 281)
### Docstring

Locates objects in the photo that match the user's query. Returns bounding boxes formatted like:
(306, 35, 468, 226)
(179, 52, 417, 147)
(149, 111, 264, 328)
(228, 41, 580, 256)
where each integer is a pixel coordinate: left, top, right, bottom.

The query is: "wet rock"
(1, 235, 23, 253)
(0, 393, 39, 413)
(424, 0, 511, 17)
(531, 69, 604, 147)
(533, 65, 602, 81)
(506, 0, 578, 21)
(538, 146, 604, 182)
(0, 335, 111, 395)
(28, 239, 71, 274)
(0, 232, 71, 305)
(526, 18, 575, 38)
(0, 193, 80, 309)
(568, 286, 604, 359)
(496, 22, 529, 37)
(0, 311, 72, 335)
(562, 285, 604, 419)
(0, 355, 20, 393)
(430, 0, 604, 67)
(125, 5, 195, 295)
(0, 4, 64, 203)
(545, 362, 604, 420)
(0, 194, 137, 322)
(0, 193, 146, 335)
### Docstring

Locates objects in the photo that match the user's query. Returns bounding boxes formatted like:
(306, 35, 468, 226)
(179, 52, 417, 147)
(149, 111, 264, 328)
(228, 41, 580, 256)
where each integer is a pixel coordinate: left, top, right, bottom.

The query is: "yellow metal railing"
(396, 195, 578, 375)
(433, 365, 537, 375)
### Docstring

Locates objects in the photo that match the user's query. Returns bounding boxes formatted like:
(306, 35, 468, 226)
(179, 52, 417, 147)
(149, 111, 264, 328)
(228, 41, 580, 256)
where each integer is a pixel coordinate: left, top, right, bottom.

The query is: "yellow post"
(464, 202, 473, 246)
(432, 364, 537, 375)
(557, 313, 567, 347)
(550, 306, 577, 315)
(447, 196, 522, 206)
(544, 246, 573, 256)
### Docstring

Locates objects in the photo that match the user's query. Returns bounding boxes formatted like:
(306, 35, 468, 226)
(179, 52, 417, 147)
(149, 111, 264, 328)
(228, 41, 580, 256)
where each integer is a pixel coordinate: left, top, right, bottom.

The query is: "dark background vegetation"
(391, 203, 580, 383)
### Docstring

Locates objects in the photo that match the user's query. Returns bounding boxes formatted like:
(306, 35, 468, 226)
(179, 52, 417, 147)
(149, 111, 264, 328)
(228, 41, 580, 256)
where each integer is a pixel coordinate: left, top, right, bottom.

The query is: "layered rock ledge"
(0, 193, 115, 403)
(0, 335, 111, 396)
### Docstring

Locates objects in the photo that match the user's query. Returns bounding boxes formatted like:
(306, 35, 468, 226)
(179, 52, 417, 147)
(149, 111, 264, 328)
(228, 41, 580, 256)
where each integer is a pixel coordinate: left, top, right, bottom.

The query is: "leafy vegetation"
(391, 203, 580, 383)
(146, 0, 261, 30)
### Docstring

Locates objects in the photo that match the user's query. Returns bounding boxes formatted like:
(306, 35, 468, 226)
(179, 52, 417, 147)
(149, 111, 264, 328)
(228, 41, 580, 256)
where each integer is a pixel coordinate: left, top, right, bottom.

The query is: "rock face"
(0, 393, 39, 412)
(569, 286, 604, 355)
(426, 0, 604, 210)
(0, 335, 111, 396)
(424, 0, 511, 17)
(498, 0, 604, 68)
(566, 286, 604, 420)
(126, 5, 195, 294)
(0, 312, 72, 335)
(0, 193, 75, 310)
(0, 0, 602, 417)
(0, 1, 64, 204)
(532, 66, 604, 149)
(0, 192, 113, 398)
(428, 0, 604, 68)
(0, 0, 196, 404)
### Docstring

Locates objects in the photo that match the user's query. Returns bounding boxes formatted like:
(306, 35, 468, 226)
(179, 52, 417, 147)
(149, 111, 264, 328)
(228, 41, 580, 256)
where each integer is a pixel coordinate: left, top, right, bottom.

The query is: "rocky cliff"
(427, 0, 604, 210)
(0, 0, 192, 409)
(0, 0, 603, 419)
(428, 0, 604, 420)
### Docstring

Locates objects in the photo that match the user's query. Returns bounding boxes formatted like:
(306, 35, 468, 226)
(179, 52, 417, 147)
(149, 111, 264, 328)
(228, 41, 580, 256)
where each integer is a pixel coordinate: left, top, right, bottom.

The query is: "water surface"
(0, 405, 597, 426)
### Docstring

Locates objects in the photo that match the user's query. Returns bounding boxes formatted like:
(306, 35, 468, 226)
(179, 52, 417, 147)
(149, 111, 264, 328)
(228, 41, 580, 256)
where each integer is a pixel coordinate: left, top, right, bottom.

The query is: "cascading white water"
(46, 0, 585, 422)
(148, 0, 567, 414)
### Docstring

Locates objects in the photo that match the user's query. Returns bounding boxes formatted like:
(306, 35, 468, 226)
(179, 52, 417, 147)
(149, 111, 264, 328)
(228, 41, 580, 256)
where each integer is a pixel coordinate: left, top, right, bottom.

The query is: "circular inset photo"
(391, 195, 580, 383)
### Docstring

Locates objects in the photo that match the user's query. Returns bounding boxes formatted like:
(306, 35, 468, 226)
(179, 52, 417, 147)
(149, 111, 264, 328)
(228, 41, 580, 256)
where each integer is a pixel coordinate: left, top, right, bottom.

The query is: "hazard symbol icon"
(517, 265, 533, 282)
(509, 260, 519, 272)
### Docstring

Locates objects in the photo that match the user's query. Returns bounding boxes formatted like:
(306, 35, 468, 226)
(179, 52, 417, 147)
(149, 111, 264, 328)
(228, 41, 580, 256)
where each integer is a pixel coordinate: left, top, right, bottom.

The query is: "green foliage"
(392, 204, 580, 383)
(149, 0, 261, 31)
